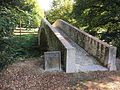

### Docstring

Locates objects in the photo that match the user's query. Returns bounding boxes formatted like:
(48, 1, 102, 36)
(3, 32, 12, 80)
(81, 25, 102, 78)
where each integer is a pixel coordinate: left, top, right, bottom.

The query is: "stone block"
(44, 51, 61, 71)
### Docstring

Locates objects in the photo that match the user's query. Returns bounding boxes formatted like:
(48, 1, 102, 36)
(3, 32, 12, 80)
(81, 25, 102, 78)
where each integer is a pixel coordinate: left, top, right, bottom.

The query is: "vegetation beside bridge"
(0, 0, 44, 70)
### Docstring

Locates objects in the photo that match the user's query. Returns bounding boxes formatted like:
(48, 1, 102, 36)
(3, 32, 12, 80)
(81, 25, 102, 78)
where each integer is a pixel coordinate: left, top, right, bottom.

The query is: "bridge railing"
(53, 19, 117, 71)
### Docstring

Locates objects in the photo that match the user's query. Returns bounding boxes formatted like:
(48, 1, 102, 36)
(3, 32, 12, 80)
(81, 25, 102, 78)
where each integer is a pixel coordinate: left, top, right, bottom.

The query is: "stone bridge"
(38, 18, 117, 73)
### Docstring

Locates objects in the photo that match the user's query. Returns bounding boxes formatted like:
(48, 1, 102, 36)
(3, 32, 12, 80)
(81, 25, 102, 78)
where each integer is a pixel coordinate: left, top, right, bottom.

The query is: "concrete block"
(108, 47, 117, 70)
(44, 51, 61, 71)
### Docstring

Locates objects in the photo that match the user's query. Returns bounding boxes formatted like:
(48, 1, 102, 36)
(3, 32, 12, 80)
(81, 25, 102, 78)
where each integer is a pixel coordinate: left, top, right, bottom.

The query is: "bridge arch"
(38, 27, 49, 54)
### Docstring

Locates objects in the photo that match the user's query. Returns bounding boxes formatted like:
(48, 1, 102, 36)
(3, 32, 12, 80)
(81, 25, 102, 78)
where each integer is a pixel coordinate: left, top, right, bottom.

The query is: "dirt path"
(0, 58, 120, 90)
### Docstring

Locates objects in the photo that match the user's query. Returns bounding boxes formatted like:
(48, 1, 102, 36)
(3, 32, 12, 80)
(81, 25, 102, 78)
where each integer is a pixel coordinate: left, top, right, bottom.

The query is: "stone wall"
(53, 19, 117, 71)
(38, 19, 76, 73)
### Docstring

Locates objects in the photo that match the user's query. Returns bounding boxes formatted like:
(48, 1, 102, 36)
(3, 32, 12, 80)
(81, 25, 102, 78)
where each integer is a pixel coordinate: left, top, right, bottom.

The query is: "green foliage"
(0, 0, 44, 71)
(0, 0, 44, 37)
(73, 0, 120, 56)
(47, 0, 75, 24)
(0, 37, 15, 70)
(0, 7, 17, 37)
(11, 34, 40, 58)
(14, 0, 44, 28)
(0, 34, 41, 71)
(74, 0, 120, 31)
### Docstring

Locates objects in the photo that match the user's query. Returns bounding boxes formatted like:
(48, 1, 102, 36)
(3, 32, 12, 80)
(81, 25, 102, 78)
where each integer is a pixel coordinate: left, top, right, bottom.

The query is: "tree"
(73, 0, 120, 55)
(0, 0, 44, 37)
(47, 0, 74, 24)
(0, 0, 44, 70)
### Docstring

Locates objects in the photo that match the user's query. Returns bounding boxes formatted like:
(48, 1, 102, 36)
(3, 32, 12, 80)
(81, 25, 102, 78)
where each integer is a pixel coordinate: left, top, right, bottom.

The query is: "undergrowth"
(0, 34, 41, 71)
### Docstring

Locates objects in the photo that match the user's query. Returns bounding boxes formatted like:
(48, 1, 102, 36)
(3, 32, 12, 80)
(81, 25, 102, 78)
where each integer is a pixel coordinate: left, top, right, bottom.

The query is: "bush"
(0, 34, 41, 71)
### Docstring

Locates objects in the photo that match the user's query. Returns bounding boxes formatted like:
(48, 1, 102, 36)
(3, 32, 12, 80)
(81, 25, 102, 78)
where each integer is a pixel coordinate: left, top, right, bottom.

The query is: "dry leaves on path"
(1, 58, 120, 90)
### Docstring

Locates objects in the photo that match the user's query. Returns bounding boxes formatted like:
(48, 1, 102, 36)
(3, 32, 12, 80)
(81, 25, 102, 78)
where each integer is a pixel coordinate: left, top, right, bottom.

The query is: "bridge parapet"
(53, 19, 117, 71)
(38, 19, 76, 73)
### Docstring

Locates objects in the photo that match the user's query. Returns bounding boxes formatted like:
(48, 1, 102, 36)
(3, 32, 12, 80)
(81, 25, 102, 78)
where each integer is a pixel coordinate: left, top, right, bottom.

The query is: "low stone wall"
(38, 19, 76, 73)
(53, 19, 117, 71)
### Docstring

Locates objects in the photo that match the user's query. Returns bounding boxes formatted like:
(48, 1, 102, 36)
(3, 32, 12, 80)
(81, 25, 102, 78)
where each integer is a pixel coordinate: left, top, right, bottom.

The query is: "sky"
(37, 0, 53, 11)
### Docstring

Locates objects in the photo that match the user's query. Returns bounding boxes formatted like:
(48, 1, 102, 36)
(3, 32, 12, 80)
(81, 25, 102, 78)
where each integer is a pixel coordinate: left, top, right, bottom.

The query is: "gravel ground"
(0, 58, 120, 90)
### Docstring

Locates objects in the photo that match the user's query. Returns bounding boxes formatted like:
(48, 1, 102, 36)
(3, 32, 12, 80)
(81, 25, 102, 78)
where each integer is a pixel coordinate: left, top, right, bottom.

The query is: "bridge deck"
(54, 27, 108, 72)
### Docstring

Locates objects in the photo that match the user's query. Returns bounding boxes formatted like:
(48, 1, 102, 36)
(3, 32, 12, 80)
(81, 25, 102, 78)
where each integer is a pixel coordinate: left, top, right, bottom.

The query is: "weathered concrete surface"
(38, 19, 76, 73)
(56, 27, 108, 72)
(44, 51, 61, 71)
(75, 44, 108, 72)
(53, 19, 117, 71)
(38, 18, 117, 73)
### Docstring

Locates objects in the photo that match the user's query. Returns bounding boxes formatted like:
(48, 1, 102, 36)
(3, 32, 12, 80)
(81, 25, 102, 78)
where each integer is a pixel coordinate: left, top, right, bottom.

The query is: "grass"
(0, 34, 41, 71)
(11, 34, 41, 58)
(12, 34, 39, 57)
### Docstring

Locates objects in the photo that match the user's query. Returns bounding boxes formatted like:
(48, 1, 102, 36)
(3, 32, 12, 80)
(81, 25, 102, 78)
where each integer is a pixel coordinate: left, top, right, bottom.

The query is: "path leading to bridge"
(0, 58, 120, 90)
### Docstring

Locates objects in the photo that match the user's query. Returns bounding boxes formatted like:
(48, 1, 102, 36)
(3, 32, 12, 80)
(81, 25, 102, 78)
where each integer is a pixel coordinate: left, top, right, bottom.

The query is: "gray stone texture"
(53, 19, 117, 71)
(44, 51, 61, 71)
(38, 18, 117, 73)
(39, 19, 76, 73)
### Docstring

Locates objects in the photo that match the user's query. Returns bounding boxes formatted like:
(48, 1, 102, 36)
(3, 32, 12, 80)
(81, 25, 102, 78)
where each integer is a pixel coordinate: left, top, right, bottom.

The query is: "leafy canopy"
(47, 0, 74, 24)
